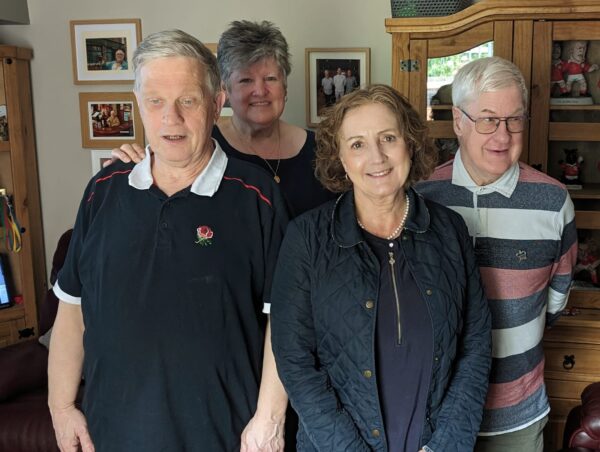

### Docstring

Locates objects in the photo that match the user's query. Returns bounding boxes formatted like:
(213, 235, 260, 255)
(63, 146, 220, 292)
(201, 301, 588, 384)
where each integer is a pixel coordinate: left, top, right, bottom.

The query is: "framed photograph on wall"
(305, 48, 370, 127)
(70, 19, 142, 84)
(205, 42, 233, 116)
(79, 92, 144, 148)
(90, 149, 114, 175)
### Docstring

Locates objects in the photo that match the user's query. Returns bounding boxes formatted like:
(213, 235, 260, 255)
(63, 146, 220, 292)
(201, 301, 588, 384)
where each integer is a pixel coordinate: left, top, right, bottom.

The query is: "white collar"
(128, 139, 228, 197)
(451, 148, 519, 198)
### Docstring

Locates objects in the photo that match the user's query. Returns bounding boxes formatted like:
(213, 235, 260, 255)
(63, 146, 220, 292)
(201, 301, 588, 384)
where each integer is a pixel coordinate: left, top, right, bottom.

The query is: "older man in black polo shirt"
(48, 30, 289, 452)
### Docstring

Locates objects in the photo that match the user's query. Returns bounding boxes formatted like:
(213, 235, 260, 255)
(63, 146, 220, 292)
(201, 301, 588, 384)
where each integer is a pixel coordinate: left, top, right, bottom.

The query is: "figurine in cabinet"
(0, 105, 7, 141)
(551, 42, 567, 97)
(0, 116, 7, 141)
(575, 238, 600, 285)
(559, 148, 583, 189)
(430, 84, 458, 162)
(564, 40, 599, 97)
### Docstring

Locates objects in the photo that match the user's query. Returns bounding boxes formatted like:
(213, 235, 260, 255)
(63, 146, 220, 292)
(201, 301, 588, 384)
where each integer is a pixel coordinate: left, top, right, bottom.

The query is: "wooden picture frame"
(70, 19, 142, 84)
(305, 48, 370, 127)
(79, 92, 144, 148)
(90, 149, 114, 175)
(205, 42, 233, 117)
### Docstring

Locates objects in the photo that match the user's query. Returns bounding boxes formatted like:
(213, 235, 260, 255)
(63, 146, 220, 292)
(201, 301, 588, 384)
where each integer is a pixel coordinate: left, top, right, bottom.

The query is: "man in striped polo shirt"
(417, 57, 577, 452)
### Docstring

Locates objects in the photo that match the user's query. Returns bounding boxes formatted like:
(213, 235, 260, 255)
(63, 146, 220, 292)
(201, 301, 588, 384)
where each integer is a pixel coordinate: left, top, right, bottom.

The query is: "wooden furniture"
(0, 46, 46, 348)
(386, 2, 600, 450)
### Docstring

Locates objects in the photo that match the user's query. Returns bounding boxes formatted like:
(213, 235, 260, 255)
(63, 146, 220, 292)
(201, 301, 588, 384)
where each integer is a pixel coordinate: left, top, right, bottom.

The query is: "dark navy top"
(212, 126, 335, 217)
(56, 151, 288, 452)
(363, 231, 434, 452)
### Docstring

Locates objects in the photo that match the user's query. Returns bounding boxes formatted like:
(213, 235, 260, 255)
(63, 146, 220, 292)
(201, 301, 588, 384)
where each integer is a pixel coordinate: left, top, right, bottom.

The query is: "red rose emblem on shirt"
(195, 225, 214, 246)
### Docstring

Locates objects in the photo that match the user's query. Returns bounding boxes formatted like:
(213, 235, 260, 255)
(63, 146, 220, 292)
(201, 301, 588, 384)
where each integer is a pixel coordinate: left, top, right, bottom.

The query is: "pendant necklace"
(231, 119, 282, 183)
(357, 193, 410, 240)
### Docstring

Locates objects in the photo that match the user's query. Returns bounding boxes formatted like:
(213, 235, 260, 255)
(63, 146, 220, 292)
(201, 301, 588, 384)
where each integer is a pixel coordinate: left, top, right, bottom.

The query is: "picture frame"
(79, 92, 144, 148)
(205, 42, 233, 117)
(305, 48, 370, 127)
(70, 19, 142, 84)
(90, 149, 114, 176)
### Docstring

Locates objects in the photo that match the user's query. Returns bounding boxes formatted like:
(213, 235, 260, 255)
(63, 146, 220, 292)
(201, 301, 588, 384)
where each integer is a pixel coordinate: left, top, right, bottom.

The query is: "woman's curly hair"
(315, 84, 438, 193)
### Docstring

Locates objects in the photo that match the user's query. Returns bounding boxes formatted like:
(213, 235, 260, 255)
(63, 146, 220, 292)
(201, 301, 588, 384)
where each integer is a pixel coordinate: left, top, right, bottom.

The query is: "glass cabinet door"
(392, 19, 534, 162)
(531, 21, 600, 307)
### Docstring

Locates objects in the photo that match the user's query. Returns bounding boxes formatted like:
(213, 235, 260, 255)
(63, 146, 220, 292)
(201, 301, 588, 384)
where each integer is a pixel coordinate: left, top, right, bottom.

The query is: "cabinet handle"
(18, 327, 34, 339)
(563, 354, 575, 370)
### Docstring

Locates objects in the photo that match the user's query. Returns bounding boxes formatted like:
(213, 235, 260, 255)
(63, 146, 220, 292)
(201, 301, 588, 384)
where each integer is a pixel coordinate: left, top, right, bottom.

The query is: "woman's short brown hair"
(315, 84, 438, 193)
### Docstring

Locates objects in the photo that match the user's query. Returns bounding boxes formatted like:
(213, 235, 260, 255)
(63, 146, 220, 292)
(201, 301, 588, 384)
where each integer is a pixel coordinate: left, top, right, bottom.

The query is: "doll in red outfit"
(551, 42, 567, 96)
(559, 148, 583, 187)
(564, 40, 599, 96)
(575, 239, 600, 285)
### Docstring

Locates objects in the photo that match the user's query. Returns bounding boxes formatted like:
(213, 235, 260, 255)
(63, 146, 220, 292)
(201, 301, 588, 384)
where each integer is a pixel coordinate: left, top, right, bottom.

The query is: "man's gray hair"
(452, 56, 528, 110)
(132, 29, 220, 96)
(217, 20, 291, 90)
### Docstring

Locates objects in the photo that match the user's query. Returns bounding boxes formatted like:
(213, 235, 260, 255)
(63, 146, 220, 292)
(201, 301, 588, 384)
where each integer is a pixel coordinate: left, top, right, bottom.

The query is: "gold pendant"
(274, 175, 281, 183)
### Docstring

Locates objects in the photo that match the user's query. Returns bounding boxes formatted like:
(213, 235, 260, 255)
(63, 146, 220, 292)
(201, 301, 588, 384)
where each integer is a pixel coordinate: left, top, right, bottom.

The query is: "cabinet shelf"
(549, 123, 600, 141)
(0, 304, 24, 321)
(551, 104, 600, 111)
(574, 210, 600, 229)
(569, 184, 600, 199)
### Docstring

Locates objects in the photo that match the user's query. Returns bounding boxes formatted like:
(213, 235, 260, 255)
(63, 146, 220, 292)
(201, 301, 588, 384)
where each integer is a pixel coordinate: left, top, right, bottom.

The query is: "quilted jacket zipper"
(388, 250, 402, 345)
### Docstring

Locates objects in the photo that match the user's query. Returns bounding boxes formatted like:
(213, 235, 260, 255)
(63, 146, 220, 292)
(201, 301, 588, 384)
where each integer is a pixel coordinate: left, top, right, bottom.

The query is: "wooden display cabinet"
(0, 46, 46, 347)
(386, 2, 600, 450)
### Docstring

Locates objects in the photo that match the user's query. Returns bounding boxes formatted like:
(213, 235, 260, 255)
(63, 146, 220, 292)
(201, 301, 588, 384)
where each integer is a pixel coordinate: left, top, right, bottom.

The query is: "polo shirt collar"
(128, 140, 228, 197)
(451, 148, 519, 198)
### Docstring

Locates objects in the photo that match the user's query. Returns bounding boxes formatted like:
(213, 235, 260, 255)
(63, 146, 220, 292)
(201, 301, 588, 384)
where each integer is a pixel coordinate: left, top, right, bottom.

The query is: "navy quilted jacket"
(271, 188, 491, 452)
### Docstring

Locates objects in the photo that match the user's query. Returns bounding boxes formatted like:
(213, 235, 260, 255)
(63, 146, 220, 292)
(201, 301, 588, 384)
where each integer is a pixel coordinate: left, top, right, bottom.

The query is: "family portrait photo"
(305, 48, 370, 127)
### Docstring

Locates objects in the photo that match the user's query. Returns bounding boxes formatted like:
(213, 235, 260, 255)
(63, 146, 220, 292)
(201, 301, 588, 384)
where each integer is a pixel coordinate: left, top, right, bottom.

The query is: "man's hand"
(240, 414, 285, 452)
(103, 143, 146, 167)
(50, 405, 95, 452)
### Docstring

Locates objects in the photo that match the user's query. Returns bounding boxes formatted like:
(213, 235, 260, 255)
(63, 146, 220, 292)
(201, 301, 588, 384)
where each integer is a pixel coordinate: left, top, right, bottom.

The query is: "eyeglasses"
(459, 108, 528, 134)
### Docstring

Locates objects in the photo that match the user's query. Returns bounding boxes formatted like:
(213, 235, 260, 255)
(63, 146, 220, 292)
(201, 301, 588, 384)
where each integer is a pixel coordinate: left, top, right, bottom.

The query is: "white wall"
(0, 0, 392, 276)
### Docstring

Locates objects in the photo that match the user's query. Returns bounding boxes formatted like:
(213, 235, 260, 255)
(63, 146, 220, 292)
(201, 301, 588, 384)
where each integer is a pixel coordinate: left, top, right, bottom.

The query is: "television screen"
(0, 254, 12, 308)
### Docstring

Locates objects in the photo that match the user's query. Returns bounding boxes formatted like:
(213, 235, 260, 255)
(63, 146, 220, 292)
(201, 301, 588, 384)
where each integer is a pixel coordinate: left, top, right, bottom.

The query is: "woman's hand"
(102, 143, 146, 167)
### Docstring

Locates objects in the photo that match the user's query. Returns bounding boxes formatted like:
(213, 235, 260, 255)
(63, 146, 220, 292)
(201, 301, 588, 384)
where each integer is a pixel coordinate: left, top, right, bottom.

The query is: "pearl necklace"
(357, 193, 410, 240)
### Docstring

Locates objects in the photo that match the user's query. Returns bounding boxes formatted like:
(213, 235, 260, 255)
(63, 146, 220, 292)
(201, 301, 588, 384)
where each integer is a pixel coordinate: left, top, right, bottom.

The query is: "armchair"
(0, 230, 72, 452)
(563, 382, 600, 452)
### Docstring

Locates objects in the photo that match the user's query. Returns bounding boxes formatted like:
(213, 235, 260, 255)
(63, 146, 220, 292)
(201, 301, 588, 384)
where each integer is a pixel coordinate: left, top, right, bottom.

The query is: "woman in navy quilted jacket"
(270, 84, 492, 452)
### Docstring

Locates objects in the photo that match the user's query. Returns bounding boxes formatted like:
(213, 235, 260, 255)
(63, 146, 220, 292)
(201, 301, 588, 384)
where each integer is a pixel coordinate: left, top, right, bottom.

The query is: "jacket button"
(365, 300, 374, 309)
(363, 370, 372, 378)
(372, 429, 380, 438)
(426, 289, 433, 296)
(434, 356, 439, 362)
(402, 235, 408, 240)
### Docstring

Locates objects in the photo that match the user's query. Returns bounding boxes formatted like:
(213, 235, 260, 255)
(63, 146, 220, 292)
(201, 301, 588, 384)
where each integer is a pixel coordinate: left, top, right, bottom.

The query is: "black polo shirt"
(55, 144, 288, 452)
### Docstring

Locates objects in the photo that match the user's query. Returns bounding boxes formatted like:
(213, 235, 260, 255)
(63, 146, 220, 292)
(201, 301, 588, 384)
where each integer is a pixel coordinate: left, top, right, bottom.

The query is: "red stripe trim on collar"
(87, 169, 133, 203)
(223, 176, 272, 207)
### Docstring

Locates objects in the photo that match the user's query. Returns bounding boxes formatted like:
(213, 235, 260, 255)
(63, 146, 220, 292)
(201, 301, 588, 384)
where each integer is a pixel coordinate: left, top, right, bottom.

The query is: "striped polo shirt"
(416, 150, 577, 435)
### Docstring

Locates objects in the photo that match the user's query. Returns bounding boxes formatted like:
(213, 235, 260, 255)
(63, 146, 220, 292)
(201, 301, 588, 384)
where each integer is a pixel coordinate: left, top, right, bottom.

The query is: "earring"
(344, 173, 349, 180)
